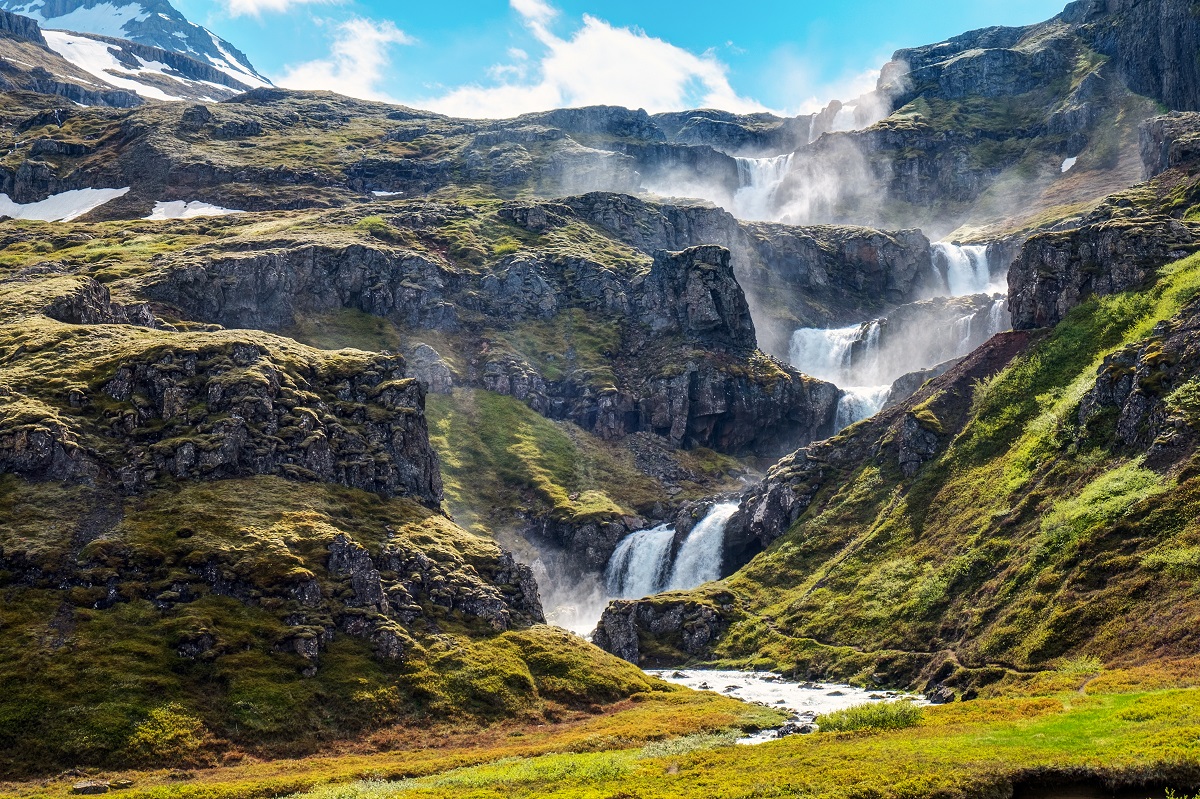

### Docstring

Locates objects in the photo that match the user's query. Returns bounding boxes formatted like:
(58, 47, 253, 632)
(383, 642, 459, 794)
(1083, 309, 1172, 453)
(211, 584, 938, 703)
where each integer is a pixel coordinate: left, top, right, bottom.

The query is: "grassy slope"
(293, 689, 1200, 799)
(628, 252, 1200, 686)
(0, 477, 671, 776)
(0, 691, 783, 799)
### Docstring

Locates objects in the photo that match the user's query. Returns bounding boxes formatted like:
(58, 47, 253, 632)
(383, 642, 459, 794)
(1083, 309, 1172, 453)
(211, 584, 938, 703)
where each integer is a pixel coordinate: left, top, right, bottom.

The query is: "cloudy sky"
(173, 0, 1069, 117)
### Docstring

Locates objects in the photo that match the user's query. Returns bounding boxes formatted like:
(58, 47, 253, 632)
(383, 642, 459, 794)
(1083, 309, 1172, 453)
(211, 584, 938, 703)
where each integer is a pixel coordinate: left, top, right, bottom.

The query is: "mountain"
(0, 6, 266, 103)
(0, 0, 269, 88)
(3, 0, 1200, 793)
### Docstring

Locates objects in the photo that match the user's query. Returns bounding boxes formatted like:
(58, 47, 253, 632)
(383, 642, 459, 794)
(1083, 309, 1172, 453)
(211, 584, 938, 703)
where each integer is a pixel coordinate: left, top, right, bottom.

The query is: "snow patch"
(15, 2, 149, 39)
(372, 191, 403, 197)
(43, 30, 177, 100)
(42, 30, 227, 102)
(0, 187, 130, 221)
(145, 200, 243, 220)
(1061, 156, 1078, 173)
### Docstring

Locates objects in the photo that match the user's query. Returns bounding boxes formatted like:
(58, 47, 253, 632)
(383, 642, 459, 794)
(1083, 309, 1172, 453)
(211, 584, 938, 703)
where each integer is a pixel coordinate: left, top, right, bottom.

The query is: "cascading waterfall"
(835, 385, 892, 430)
(604, 524, 675, 600)
(989, 296, 1010, 331)
(933, 242, 1003, 296)
(666, 502, 740, 590)
(732, 154, 794, 221)
(604, 502, 740, 600)
(789, 243, 1013, 432)
(790, 322, 890, 428)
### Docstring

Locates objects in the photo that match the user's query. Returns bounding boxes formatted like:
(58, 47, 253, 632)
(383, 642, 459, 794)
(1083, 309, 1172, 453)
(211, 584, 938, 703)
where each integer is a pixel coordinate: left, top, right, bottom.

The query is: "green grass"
(0, 476, 667, 777)
(816, 700, 923, 732)
(266, 689, 1200, 799)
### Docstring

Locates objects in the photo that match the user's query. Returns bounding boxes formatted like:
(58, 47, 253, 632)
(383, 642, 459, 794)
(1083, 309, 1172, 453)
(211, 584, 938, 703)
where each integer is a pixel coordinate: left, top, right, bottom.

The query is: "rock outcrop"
(0, 335, 443, 505)
(145, 236, 839, 458)
(592, 595, 729, 665)
(559, 192, 937, 356)
(1077, 294, 1200, 464)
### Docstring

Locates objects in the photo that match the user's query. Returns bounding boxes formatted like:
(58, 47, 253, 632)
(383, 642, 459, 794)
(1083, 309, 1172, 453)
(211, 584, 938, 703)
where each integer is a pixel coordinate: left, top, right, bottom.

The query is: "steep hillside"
(0, 230, 679, 776)
(595, 120, 1200, 696)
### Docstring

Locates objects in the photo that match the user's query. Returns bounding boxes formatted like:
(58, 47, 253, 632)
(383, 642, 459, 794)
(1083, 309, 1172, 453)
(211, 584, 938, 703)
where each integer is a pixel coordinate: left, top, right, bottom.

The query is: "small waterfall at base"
(604, 524, 675, 600)
(732, 154, 794, 221)
(933, 242, 994, 296)
(666, 502, 740, 590)
(604, 503, 740, 601)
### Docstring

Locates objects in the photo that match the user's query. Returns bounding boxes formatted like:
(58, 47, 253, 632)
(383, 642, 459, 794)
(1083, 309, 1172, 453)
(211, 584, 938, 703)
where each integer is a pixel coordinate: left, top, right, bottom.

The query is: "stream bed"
(646, 669, 919, 744)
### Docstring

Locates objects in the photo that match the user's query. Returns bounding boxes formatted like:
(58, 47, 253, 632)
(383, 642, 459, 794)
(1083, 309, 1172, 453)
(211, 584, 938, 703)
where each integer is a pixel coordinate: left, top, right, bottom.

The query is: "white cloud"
(221, 0, 335, 17)
(414, 2, 769, 119)
(276, 18, 413, 101)
(511, 0, 558, 29)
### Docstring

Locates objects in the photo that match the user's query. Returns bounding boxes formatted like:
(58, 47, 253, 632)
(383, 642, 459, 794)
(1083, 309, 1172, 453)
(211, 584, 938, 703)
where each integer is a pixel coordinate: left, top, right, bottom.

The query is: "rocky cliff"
(140, 212, 837, 459)
(1010, 113, 1200, 329)
(594, 158, 1200, 694)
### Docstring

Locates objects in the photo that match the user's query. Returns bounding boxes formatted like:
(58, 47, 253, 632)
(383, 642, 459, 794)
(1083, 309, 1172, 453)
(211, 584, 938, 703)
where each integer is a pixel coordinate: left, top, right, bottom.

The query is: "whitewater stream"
(647, 669, 919, 744)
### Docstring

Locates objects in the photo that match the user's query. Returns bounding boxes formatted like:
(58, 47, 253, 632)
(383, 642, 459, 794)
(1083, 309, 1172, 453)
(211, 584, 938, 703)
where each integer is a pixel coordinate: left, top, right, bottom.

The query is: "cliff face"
(0, 8, 45, 45)
(560, 192, 937, 356)
(0, 250, 668, 775)
(1067, 0, 1200, 112)
(142, 214, 838, 459)
(1010, 114, 1200, 330)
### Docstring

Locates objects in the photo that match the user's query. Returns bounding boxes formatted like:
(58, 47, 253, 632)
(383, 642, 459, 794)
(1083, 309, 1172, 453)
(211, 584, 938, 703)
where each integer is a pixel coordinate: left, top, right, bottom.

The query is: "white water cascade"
(789, 241, 1013, 433)
(732, 154, 794, 221)
(789, 321, 890, 428)
(666, 502, 740, 590)
(604, 502, 740, 600)
(933, 242, 1006, 296)
(604, 524, 675, 600)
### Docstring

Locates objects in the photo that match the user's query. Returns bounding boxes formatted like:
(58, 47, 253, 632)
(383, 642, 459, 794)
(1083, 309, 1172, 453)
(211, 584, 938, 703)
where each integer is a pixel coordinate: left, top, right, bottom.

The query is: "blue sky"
(172, 0, 1071, 117)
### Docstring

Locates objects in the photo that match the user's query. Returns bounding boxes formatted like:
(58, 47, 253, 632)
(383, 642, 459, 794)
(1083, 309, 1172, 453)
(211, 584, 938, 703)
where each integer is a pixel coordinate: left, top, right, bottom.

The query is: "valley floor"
(5, 680, 1200, 799)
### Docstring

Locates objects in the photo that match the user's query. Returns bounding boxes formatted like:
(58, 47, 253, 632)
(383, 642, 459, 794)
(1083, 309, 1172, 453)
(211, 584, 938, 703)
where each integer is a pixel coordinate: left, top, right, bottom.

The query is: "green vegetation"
(816, 700, 923, 732)
(426, 388, 740, 534)
(0, 477, 671, 776)
(0, 689, 779, 797)
(626, 251, 1200, 688)
(5, 687, 1200, 798)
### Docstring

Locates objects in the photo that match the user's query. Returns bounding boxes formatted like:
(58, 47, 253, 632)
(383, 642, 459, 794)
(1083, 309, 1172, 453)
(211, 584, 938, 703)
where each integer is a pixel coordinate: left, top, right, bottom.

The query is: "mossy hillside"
(637, 252, 1200, 685)
(0, 476, 668, 777)
(426, 388, 744, 536)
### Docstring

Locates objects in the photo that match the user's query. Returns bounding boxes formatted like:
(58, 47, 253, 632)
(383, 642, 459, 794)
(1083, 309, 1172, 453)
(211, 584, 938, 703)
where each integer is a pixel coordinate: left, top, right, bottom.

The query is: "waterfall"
(988, 296, 1010, 333)
(733, 154, 794, 221)
(835, 385, 891, 430)
(789, 322, 881, 385)
(604, 503, 740, 600)
(933, 242, 994, 296)
(666, 502, 740, 590)
(604, 524, 675, 599)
